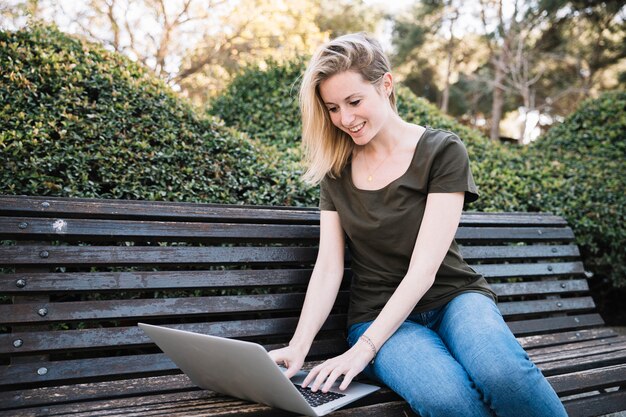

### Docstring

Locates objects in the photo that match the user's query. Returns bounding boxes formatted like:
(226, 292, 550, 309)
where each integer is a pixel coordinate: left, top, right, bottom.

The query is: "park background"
(1, 1, 625, 324)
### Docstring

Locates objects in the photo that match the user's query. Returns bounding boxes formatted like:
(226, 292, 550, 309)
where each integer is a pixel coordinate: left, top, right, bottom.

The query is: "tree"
(1, 0, 329, 104)
(535, 0, 626, 114)
(391, 0, 487, 115)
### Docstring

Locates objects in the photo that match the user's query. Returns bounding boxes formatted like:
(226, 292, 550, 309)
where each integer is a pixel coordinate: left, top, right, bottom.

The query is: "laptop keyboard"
(293, 384, 346, 407)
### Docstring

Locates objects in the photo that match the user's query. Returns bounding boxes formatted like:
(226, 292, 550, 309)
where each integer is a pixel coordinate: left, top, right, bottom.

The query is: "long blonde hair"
(300, 33, 398, 185)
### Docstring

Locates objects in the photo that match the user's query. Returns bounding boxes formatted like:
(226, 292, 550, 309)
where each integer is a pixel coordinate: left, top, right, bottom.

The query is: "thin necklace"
(363, 140, 402, 182)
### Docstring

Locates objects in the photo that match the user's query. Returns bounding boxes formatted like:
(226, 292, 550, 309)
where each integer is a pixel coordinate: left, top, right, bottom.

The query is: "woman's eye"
(328, 107, 338, 113)
(350, 100, 361, 106)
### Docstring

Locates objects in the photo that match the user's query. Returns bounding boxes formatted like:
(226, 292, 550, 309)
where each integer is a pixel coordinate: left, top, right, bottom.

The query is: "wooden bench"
(1, 194, 625, 417)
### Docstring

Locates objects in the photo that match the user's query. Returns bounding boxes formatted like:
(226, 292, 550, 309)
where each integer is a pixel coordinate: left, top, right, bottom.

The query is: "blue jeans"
(347, 292, 568, 417)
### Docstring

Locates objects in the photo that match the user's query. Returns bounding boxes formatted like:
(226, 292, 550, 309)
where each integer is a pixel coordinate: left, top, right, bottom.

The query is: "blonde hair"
(300, 32, 397, 185)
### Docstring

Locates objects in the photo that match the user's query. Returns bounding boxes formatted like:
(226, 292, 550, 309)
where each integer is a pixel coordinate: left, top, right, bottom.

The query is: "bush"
(523, 91, 626, 288)
(0, 25, 313, 206)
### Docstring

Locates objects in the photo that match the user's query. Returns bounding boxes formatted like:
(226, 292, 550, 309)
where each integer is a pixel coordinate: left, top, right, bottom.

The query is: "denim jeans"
(347, 292, 568, 417)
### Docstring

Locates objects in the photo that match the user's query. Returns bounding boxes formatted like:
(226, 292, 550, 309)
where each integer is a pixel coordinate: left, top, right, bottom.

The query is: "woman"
(268, 32, 567, 417)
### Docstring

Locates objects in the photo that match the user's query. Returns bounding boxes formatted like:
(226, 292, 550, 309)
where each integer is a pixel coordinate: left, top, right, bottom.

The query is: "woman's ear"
(382, 72, 393, 96)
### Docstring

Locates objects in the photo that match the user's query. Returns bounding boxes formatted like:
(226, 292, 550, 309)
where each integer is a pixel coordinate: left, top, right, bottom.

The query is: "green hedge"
(523, 91, 626, 287)
(0, 25, 312, 206)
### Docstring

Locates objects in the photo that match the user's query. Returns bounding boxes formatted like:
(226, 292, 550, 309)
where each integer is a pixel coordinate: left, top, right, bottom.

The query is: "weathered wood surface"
(0, 195, 624, 416)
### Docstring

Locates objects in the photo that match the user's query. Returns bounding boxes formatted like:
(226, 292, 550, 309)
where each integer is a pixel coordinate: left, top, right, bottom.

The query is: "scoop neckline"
(348, 127, 431, 193)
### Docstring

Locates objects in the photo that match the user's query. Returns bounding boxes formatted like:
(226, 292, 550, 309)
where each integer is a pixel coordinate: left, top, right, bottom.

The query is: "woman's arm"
(304, 191, 465, 392)
(268, 210, 345, 378)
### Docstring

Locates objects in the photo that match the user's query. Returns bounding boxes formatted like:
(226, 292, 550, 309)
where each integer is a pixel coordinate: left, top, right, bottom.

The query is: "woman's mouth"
(348, 122, 365, 134)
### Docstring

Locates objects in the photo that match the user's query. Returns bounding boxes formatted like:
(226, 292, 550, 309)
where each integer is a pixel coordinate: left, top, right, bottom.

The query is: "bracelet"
(359, 334, 377, 364)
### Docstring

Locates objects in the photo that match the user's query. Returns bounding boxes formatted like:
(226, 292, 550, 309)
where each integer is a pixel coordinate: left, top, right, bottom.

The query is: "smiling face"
(318, 70, 394, 146)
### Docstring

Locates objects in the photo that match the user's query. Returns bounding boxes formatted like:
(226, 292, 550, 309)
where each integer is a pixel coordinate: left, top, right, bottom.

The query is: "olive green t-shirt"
(320, 127, 496, 327)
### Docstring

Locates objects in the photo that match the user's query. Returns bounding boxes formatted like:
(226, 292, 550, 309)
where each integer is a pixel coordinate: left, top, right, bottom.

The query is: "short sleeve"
(428, 135, 479, 203)
(319, 176, 337, 211)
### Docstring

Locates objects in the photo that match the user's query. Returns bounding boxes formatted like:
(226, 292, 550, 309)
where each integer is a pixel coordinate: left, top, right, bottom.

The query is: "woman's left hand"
(301, 339, 374, 392)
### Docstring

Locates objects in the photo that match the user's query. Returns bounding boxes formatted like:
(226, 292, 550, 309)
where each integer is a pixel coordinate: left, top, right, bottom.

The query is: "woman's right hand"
(268, 343, 308, 379)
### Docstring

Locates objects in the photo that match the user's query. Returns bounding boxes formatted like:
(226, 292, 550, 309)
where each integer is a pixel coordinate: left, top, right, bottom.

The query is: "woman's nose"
(341, 109, 355, 126)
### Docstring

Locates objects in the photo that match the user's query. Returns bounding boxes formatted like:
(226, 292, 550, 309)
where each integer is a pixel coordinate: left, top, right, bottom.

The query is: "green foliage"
(0, 24, 313, 206)
(208, 58, 305, 153)
(523, 91, 626, 287)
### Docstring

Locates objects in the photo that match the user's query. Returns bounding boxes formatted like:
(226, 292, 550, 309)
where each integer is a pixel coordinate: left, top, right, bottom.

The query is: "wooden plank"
(455, 226, 575, 242)
(459, 212, 568, 226)
(527, 335, 626, 357)
(460, 244, 580, 261)
(491, 280, 589, 297)
(2, 271, 588, 296)
(518, 328, 618, 350)
(564, 390, 626, 417)
(0, 217, 320, 242)
(508, 314, 605, 336)
(1, 219, 576, 245)
(547, 363, 626, 396)
(0, 339, 346, 388)
(0, 195, 566, 226)
(0, 195, 321, 224)
(0, 374, 196, 412)
(476, 262, 586, 279)
(4, 387, 407, 417)
(0, 269, 319, 293)
(498, 297, 595, 317)
(0, 292, 352, 325)
(538, 349, 626, 376)
(0, 315, 347, 355)
(0, 246, 319, 267)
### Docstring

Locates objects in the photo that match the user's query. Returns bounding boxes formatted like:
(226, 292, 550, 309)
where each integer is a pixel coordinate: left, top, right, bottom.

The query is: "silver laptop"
(139, 323, 379, 416)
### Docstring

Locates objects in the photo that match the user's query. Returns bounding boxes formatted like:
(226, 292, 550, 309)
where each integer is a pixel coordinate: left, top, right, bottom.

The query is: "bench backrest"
(0, 195, 602, 391)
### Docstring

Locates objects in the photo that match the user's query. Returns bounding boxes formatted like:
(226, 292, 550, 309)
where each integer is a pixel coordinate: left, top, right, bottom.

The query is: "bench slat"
(0, 339, 346, 389)
(0, 245, 585, 268)
(0, 246, 319, 267)
(0, 269, 317, 293)
(518, 328, 618, 349)
(547, 363, 626, 396)
(0, 315, 347, 355)
(1, 219, 575, 243)
(0, 294, 593, 326)
(0, 364, 622, 414)
(0, 217, 321, 241)
(0, 272, 589, 295)
(0, 196, 568, 226)
(476, 262, 586, 279)
(564, 390, 626, 417)
(0, 196, 321, 224)
(0, 293, 351, 325)
(507, 314, 605, 335)
(527, 335, 626, 357)
(490, 280, 589, 297)
(531, 338, 626, 365)
(455, 226, 575, 242)
(539, 349, 626, 376)
(498, 297, 595, 316)
(517, 327, 618, 351)
(460, 244, 580, 260)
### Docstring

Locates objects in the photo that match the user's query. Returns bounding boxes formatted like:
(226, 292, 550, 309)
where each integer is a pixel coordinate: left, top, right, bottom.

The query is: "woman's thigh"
(348, 319, 493, 417)
(436, 292, 567, 417)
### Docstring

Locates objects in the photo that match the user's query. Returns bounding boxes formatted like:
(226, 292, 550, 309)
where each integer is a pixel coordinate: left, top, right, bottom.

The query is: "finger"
(267, 349, 284, 364)
(339, 370, 356, 391)
(322, 368, 344, 393)
(311, 366, 332, 392)
(302, 366, 320, 388)
(284, 362, 301, 379)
